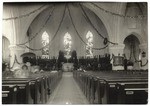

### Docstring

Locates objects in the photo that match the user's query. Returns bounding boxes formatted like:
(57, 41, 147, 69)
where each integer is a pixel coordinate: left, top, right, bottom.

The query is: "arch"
(123, 34, 141, 70)
(119, 3, 145, 44)
(27, 3, 138, 56)
(25, 5, 50, 39)
(122, 32, 144, 44)
(2, 34, 11, 44)
(82, 3, 126, 48)
(2, 35, 10, 42)
(28, 3, 110, 40)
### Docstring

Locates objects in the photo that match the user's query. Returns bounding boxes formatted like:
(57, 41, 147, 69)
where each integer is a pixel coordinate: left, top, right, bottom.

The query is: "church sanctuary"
(2, 1, 148, 104)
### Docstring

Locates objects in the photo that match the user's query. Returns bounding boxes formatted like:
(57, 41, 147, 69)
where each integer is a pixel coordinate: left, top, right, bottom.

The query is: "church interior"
(2, 2, 148, 104)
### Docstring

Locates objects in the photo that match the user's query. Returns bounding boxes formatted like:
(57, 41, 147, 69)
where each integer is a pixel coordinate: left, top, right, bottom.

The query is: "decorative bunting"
(68, 4, 108, 51)
(10, 55, 21, 69)
(9, 3, 118, 51)
(3, 4, 47, 21)
(79, 3, 118, 45)
(90, 3, 146, 19)
(24, 4, 67, 51)
(17, 5, 55, 45)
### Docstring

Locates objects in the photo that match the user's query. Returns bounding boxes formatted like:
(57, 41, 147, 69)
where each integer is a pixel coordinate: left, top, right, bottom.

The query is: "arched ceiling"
(28, 3, 112, 56)
(125, 2, 147, 16)
(28, 3, 108, 39)
(3, 2, 147, 45)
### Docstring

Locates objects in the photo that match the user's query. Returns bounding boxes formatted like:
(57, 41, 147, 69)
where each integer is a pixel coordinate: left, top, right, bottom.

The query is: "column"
(9, 45, 26, 68)
(109, 44, 125, 70)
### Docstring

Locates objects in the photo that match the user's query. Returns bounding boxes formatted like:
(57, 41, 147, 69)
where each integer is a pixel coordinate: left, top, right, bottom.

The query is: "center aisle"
(47, 72, 89, 104)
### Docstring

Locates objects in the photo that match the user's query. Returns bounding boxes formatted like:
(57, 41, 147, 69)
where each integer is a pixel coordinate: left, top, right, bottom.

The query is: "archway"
(123, 34, 141, 70)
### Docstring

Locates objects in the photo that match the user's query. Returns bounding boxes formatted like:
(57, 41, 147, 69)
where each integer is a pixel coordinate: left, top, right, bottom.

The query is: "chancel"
(2, 2, 148, 104)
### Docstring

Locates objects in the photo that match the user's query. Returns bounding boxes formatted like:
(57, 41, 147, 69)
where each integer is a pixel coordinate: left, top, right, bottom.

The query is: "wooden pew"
(2, 77, 42, 104)
(96, 73, 148, 104)
(100, 79, 148, 104)
(73, 70, 148, 104)
(28, 72, 54, 104)
(2, 71, 63, 104)
(32, 71, 63, 103)
(2, 85, 18, 104)
(2, 76, 46, 104)
(117, 82, 148, 104)
(2, 80, 33, 104)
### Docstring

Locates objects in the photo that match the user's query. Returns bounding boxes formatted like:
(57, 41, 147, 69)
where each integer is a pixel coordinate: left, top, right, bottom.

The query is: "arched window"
(41, 31, 49, 58)
(64, 32, 72, 59)
(86, 31, 93, 58)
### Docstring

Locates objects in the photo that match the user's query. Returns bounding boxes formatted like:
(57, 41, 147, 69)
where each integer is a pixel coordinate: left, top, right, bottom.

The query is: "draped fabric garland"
(90, 3, 146, 19)
(24, 3, 112, 51)
(10, 4, 67, 68)
(17, 5, 55, 45)
(67, 4, 109, 50)
(3, 3, 146, 21)
(5, 3, 148, 68)
(4, 3, 134, 51)
(67, 5, 87, 46)
(3, 4, 47, 21)
(10, 55, 21, 69)
(79, 3, 118, 45)
(22, 3, 115, 51)
(24, 4, 67, 51)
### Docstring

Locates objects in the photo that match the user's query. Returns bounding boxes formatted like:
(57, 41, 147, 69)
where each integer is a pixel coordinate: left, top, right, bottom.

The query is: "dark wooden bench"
(73, 70, 148, 104)
(100, 79, 148, 104)
(2, 71, 63, 104)
(2, 77, 42, 104)
(2, 80, 33, 104)
(116, 82, 148, 104)
(96, 74, 147, 104)
(2, 85, 18, 104)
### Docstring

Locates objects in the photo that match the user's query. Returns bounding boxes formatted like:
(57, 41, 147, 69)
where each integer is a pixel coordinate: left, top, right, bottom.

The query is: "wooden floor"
(47, 72, 89, 104)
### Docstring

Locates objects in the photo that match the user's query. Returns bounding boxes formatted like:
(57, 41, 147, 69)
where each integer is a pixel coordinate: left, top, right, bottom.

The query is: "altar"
(62, 63, 74, 72)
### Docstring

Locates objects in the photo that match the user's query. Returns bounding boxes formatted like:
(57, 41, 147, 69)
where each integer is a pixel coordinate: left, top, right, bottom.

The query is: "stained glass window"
(41, 31, 49, 58)
(64, 32, 72, 59)
(86, 31, 93, 58)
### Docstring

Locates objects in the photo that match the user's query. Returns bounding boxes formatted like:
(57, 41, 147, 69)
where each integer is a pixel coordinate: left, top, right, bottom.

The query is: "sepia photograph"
(2, 0, 148, 104)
